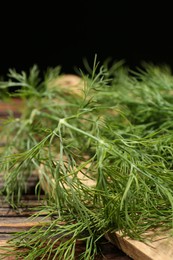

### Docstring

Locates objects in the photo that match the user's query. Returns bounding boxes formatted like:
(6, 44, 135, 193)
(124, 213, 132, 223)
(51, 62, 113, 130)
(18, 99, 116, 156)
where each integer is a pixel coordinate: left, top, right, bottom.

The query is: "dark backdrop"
(0, 2, 173, 77)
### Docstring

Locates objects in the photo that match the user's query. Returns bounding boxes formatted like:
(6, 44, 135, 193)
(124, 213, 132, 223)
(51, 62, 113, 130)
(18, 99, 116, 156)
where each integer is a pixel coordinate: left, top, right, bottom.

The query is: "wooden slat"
(0, 99, 23, 116)
(0, 196, 50, 259)
(0, 179, 130, 259)
(0, 196, 131, 259)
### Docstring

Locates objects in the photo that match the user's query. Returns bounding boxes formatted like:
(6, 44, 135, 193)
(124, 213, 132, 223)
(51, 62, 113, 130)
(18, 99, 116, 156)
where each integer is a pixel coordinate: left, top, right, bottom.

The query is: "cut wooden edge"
(106, 231, 173, 260)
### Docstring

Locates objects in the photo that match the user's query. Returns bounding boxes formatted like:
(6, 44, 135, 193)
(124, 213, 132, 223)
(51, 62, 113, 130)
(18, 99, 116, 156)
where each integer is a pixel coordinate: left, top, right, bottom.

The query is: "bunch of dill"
(1, 58, 173, 259)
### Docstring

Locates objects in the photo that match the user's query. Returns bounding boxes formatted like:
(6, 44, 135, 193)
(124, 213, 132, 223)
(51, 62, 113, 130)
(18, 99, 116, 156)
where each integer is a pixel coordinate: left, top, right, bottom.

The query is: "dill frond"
(1, 58, 173, 258)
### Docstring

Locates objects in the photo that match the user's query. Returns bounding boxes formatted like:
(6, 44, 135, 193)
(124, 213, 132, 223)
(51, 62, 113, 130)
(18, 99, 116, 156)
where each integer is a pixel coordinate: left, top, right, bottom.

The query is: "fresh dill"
(1, 58, 173, 259)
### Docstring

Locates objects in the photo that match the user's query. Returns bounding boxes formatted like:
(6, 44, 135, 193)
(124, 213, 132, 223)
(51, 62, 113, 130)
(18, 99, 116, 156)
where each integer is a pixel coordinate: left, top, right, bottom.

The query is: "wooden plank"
(0, 190, 130, 260)
(0, 199, 131, 259)
(106, 231, 173, 260)
(0, 99, 23, 116)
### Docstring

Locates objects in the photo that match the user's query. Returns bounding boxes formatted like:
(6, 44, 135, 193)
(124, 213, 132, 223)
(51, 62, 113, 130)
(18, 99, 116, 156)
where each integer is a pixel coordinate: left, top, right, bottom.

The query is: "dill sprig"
(1, 58, 173, 259)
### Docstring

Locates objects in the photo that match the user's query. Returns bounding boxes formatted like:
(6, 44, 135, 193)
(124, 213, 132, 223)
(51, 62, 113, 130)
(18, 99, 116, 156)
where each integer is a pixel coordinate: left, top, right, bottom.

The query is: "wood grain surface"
(106, 231, 173, 260)
(0, 175, 131, 259)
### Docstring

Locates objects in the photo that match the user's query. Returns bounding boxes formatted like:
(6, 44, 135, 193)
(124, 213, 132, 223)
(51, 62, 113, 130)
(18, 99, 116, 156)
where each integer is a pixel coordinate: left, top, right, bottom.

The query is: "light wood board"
(106, 230, 173, 260)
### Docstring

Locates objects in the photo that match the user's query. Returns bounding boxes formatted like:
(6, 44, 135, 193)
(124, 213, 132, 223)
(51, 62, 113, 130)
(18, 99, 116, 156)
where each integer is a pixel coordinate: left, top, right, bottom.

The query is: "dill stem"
(59, 119, 104, 145)
(39, 112, 161, 185)
(59, 119, 164, 185)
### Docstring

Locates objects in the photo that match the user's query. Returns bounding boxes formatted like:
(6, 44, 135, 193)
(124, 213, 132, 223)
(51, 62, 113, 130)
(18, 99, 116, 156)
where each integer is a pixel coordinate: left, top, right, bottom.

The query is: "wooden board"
(106, 229, 173, 260)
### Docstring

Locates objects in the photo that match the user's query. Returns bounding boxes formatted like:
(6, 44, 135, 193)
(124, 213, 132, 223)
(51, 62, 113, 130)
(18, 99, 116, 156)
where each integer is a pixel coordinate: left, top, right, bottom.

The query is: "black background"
(0, 1, 173, 77)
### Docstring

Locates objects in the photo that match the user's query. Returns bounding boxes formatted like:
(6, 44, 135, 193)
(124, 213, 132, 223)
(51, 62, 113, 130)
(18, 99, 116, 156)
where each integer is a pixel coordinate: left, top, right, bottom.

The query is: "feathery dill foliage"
(1, 58, 173, 258)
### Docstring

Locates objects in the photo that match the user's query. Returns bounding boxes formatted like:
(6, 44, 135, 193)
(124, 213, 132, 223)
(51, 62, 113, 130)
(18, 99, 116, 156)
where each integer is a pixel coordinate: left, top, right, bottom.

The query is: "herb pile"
(1, 58, 173, 259)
